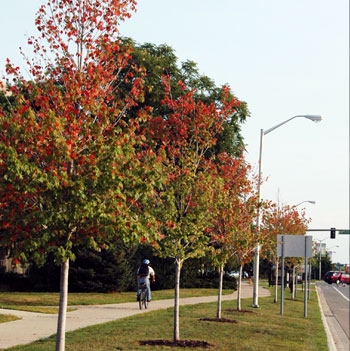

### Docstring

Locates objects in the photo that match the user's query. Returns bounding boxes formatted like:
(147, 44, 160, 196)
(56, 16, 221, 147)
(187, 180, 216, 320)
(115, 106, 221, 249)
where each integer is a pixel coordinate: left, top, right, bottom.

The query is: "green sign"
(339, 230, 350, 235)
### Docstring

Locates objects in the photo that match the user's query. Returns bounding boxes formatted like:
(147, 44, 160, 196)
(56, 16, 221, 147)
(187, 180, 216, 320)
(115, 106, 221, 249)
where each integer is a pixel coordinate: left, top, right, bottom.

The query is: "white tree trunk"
(56, 259, 69, 351)
(237, 265, 242, 311)
(216, 266, 224, 318)
(292, 266, 296, 300)
(274, 259, 278, 303)
(174, 259, 182, 342)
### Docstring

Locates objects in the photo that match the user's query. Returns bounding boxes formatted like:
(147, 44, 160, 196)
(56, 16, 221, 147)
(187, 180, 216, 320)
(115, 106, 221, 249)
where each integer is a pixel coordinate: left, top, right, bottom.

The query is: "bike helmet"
(143, 259, 150, 265)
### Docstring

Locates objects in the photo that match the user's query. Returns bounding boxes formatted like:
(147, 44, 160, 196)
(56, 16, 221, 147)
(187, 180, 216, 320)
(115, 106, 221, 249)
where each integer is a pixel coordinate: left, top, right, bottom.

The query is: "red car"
(338, 273, 350, 285)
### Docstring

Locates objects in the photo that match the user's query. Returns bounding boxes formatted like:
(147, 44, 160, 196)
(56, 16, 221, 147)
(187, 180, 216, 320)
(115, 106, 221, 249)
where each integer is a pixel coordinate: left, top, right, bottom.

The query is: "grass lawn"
(0, 314, 20, 324)
(4, 286, 327, 351)
(1, 306, 77, 314)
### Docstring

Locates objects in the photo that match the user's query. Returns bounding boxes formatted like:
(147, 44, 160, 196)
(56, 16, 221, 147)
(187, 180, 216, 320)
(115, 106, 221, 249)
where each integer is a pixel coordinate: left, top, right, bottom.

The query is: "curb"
(315, 285, 336, 351)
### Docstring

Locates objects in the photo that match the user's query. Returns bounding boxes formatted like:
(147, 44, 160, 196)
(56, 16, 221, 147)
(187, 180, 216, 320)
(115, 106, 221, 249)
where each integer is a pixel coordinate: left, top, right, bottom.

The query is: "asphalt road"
(317, 281, 349, 351)
(321, 282, 349, 337)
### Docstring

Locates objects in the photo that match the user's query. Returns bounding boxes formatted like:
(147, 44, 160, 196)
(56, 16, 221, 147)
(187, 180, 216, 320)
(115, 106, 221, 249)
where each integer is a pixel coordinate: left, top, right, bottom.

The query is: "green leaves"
(0, 1, 163, 267)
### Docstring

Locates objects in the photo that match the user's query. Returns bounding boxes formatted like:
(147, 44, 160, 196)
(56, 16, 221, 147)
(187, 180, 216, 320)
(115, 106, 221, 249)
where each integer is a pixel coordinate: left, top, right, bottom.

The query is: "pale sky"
(0, 0, 349, 264)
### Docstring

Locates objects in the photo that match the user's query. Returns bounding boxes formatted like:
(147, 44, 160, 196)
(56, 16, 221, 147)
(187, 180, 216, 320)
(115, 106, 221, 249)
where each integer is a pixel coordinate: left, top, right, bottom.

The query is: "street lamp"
(316, 238, 327, 281)
(253, 115, 322, 308)
(294, 200, 316, 207)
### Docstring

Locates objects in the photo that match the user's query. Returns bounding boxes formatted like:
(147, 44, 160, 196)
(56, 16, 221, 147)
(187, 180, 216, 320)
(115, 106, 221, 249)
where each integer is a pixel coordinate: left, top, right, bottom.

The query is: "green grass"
(1, 306, 77, 314)
(4, 287, 327, 351)
(0, 314, 20, 324)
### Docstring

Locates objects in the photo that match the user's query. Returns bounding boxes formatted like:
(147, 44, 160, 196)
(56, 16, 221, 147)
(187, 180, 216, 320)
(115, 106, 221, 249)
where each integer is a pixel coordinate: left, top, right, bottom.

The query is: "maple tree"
(148, 76, 241, 341)
(209, 153, 259, 313)
(116, 38, 250, 157)
(259, 203, 310, 302)
(0, 1, 161, 350)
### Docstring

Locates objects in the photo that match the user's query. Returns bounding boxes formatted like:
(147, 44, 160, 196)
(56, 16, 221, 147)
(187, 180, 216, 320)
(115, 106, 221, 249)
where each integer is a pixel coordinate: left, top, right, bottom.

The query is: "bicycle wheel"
(139, 296, 142, 310)
(139, 295, 142, 310)
(143, 293, 148, 309)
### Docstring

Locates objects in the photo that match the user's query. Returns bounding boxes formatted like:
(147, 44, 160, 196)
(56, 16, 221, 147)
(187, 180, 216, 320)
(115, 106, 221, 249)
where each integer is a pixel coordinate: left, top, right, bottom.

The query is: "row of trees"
(0, 1, 310, 349)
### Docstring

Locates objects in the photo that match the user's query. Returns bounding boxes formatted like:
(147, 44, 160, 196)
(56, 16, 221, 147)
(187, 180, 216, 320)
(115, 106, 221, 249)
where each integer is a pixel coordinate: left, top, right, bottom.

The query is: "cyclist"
(136, 259, 155, 302)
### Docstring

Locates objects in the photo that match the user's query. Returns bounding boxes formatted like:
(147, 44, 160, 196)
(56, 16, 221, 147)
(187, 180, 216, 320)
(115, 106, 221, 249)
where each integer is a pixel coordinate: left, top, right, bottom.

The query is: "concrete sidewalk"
(0, 284, 270, 349)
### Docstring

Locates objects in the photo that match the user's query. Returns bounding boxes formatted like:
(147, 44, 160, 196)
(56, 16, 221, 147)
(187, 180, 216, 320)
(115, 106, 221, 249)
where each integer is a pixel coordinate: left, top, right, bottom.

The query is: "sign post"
(304, 236, 308, 317)
(277, 235, 312, 317)
(280, 236, 285, 315)
(308, 260, 311, 300)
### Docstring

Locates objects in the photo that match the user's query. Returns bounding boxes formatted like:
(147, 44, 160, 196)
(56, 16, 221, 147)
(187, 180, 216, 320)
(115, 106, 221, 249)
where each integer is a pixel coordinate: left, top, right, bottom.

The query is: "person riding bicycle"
(136, 259, 155, 302)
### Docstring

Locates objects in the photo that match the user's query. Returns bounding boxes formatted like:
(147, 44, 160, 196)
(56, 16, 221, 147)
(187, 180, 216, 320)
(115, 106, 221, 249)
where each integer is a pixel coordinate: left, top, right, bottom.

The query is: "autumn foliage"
(0, 0, 159, 265)
(260, 203, 311, 267)
(0, 0, 314, 349)
(149, 77, 241, 261)
(209, 153, 259, 267)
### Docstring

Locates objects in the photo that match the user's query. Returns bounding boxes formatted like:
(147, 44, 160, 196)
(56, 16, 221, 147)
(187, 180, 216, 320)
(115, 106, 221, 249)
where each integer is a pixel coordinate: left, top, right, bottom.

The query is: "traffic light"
(330, 227, 336, 239)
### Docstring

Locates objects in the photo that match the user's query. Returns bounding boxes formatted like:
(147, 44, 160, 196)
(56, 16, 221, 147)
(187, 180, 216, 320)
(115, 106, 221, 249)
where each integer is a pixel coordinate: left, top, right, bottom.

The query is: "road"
(317, 281, 349, 351)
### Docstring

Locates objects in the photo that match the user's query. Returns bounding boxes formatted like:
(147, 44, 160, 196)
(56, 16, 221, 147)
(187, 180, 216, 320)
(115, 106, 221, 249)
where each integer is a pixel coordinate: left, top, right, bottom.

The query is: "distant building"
(0, 250, 27, 274)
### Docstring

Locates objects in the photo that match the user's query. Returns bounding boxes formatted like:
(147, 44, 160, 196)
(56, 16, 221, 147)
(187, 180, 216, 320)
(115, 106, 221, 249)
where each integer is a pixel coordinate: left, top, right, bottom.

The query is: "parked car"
(226, 270, 239, 278)
(226, 270, 249, 279)
(337, 273, 350, 285)
(324, 271, 340, 284)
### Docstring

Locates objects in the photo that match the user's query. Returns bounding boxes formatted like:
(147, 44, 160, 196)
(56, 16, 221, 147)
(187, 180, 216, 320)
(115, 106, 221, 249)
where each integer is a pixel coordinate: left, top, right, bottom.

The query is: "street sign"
(339, 230, 350, 235)
(276, 235, 312, 318)
(277, 235, 313, 258)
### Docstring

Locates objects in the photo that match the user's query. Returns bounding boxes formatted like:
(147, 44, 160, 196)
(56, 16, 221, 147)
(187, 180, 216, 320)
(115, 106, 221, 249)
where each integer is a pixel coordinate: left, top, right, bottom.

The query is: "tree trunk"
(274, 259, 278, 303)
(216, 266, 224, 318)
(237, 265, 242, 311)
(292, 266, 296, 300)
(56, 259, 69, 351)
(174, 259, 182, 342)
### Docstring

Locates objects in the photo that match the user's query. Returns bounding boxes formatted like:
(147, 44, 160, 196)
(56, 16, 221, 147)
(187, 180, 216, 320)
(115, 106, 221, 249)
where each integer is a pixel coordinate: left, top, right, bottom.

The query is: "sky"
(0, 0, 349, 264)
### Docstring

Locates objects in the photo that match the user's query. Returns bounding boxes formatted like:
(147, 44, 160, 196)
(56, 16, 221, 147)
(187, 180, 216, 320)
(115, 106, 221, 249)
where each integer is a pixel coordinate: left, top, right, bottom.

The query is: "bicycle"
(139, 282, 148, 310)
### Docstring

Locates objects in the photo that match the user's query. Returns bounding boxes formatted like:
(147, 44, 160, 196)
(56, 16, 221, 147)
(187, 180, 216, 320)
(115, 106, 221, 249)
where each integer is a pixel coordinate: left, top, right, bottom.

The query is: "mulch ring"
(200, 317, 238, 323)
(139, 340, 214, 348)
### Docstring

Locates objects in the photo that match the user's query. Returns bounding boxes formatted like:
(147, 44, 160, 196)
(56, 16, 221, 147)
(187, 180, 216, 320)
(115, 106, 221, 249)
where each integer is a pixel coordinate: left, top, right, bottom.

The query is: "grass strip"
(1, 306, 77, 314)
(0, 314, 20, 324)
(4, 288, 327, 351)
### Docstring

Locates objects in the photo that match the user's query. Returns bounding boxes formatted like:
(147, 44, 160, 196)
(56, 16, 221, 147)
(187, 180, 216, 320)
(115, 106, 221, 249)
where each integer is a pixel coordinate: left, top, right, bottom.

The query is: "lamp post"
(316, 238, 327, 280)
(294, 200, 316, 207)
(253, 115, 322, 308)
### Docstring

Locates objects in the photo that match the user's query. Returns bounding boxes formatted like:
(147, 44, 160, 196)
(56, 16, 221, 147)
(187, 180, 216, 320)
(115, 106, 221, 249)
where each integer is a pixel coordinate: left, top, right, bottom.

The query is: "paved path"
(0, 284, 270, 350)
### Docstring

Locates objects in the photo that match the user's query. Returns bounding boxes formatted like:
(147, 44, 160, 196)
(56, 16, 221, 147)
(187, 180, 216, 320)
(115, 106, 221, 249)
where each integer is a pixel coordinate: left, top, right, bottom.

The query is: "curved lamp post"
(253, 115, 322, 308)
(294, 200, 316, 207)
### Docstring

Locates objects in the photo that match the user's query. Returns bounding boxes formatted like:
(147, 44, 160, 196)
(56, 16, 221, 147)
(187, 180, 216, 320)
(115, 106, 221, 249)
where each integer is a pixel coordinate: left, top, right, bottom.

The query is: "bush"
(69, 246, 136, 292)
(0, 272, 31, 292)
(8, 245, 237, 292)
